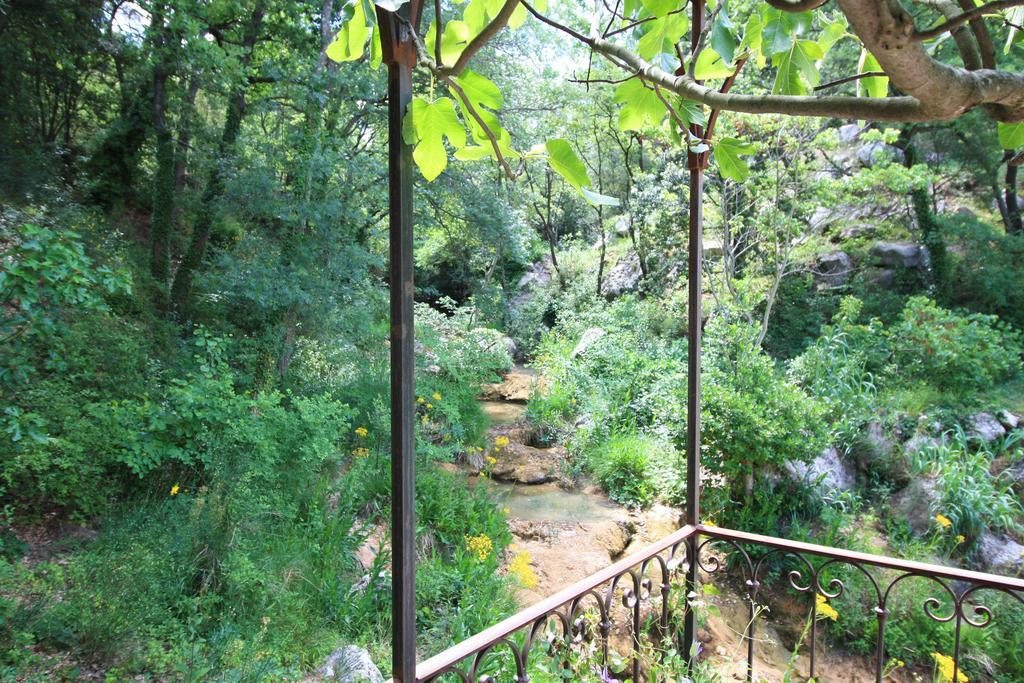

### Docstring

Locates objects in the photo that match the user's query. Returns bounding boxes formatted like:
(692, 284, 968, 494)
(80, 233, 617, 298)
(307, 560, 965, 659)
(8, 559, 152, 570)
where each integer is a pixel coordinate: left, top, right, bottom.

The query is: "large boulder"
(318, 646, 384, 683)
(969, 412, 1007, 443)
(856, 141, 905, 167)
(893, 476, 940, 534)
(870, 242, 926, 269)
(785, 447, 855, 493)
(998, 410, 1020, 431)
(601, 252, 643, 299)
(815, 251, 854, 287)
(976, 532, 1024, 576)
(572, 327, 606, 358)
(510, 258, 554, 311)
(489, 442, 566, 485)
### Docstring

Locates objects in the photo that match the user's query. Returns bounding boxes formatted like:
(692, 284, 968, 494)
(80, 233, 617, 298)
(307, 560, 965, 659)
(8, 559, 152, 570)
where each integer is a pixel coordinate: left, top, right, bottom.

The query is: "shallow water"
(474, 479, 624, 524)
(479, 400, 527, 424)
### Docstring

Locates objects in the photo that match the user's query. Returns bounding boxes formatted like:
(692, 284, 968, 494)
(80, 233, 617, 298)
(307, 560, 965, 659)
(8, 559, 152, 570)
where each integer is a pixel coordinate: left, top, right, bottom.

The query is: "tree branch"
(914, 0, 1024, 40)
(814, 70, 887, 90)
(444, 0, 521, 76)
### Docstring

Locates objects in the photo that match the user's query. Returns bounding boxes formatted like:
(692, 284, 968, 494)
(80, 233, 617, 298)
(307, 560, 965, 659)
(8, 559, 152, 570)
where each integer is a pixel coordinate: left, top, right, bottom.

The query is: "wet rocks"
(490, 442, 566, 485)
(480, 366, 538, 402)
(317, 646, 384, 683)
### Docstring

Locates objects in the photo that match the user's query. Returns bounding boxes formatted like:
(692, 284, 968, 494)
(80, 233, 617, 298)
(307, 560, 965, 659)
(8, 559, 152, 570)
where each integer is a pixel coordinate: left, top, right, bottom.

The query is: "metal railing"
(411, 524, 1024, 683)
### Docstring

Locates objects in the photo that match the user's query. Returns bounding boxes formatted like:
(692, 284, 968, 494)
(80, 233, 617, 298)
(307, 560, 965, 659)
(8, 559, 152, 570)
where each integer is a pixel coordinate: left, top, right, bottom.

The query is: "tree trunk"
(149, 3, 174, 294)
(169, 4, 265, 319)
(1006, 161, 1023, 235)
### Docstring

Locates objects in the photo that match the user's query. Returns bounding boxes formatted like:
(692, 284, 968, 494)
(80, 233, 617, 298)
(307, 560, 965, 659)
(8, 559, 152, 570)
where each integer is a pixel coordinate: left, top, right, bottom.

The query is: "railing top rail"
(698, 524, 1024, 592)
(413, 523, 698, 680)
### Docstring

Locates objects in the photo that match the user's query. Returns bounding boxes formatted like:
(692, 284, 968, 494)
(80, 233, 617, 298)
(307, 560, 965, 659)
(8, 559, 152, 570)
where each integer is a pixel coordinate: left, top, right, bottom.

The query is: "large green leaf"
(614, 78, 667, 131)
(714, 136, 755, 181)
(637, 12, 688, 60)
(425, 19, 472, 66)
(641, 0, 678, 17)
(694, 48, 735, 79)
(710, 4, 738, 65)
(326, 0, 371, 62)
(545, 139, 590, 190)
(857, 49, 888, 99)
(403, 97, 466, 181)
(998, 122, 1024, 149)
(581, 186, 621, 207)
(771, 39, 822, 95)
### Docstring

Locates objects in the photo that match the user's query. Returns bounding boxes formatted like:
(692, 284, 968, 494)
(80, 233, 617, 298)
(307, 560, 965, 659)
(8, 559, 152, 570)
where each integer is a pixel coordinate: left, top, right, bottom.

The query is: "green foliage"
(945, 215, 1024, 330)
(586, 434, 658, 507)
(702, 319, 829, 494)
(891, 296, 1023, 393)
(908, 427, 1023, 541)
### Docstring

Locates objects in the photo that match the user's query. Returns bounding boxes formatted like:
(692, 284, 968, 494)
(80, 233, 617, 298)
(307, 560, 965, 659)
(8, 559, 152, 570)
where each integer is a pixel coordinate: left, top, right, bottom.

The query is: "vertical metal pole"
(682, 163, 703, 663)
(683, 0, 705, 665)
(379, 4, 419, 680)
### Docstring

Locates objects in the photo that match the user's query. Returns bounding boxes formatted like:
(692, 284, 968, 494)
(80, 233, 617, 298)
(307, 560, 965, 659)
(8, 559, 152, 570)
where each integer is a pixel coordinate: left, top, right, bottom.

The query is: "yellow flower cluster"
(352, 447, 370, 458)
(815, 594, 838, 621)
(465, 534, 493, 561)
(955, 534, 966, 545)
(486, 455, 497, 465)
(931, 652, 968, 683)
(170, 484, 180, 496)
(936, 513, 953, 529)
(355, 426, 368, 438)
(508, 551, 538, 589)
(493, 436, 510, 449)
(432, 391, 442, 401)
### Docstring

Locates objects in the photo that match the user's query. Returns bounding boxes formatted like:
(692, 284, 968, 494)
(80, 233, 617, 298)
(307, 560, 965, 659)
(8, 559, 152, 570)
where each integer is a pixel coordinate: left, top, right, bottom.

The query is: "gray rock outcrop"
(318, 646, 384, 683)
(601, 252, 643, 299)
(976, 532, 1024, 576)
(815, 251, 854, 287)
(969, 412, 1007, 443)
(785, 447, 855, 493)
(572, 327, 606, 358)
(870, 242, 926, 269)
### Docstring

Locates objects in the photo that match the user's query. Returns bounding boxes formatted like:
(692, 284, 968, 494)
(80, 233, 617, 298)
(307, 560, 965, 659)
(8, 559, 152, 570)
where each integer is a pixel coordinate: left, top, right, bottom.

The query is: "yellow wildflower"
(487, 455, 497, 465)
(502, 507, 510, 515)
(936, 514, 953, 529)
(170, 484, 180, 496)
(417, 397, 425, 404)
(465, 534, 493, 561)
(931, 652, 968, 683)
(955, 534, 966, 545)
(815, 594, 838, 621)
(432, 391, 442, 401)
(426, 403, 433, 410)
(494, 436, 510, 449)
(355, 427, 368, 438)
(352, 447, 370, 458)
(509, 551, 538, 589)
(703, 519, 717, 527)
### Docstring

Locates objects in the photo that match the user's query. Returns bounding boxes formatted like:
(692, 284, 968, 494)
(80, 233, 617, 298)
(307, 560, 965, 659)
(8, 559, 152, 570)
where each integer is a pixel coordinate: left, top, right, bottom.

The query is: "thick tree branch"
(444, 0, 521, 76)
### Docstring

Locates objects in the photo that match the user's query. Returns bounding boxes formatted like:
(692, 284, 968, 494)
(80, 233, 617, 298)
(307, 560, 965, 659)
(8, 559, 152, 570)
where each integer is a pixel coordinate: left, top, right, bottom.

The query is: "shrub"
(891, 296, 1023, 393)
(908, 427, 1022, 541)
(586, 434, 667, 508)
(702, 320, 829, 502)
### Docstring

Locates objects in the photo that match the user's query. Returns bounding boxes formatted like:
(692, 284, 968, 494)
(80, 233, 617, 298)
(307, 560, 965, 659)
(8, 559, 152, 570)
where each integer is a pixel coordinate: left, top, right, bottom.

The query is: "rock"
(904, 433, 941, 457)
(601, 252, 643, 299)
(955, 206, 978, 221)
(856, 141, 905, 167)
(815, 251, 854, 287)
(318, 646, 384, 683)
(703, 240, 724, 258)
(480, 366, 538, 402)
(614, 215, 631, 237)
(571, 327, 606, 358)
(837, 123, 863, 144)
(785, 447, 855, 493)
(840, 223, 875, 240)
(998, 410, 1020, 430)
(969, 412, 1007, 443)
(510, 258, 554, 312)
(1007, 459, 1024, 489)
(489, 442, 565, 485)
(893, 477, 940, 534)
(868, 267, 896, 288)
(976, 532, 1024, 576)
(870, 242, 925, 268)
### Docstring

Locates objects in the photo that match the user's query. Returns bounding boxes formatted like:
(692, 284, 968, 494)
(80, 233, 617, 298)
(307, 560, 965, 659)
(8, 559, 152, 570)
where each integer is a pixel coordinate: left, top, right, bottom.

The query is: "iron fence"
(410, 524, 1024, 683)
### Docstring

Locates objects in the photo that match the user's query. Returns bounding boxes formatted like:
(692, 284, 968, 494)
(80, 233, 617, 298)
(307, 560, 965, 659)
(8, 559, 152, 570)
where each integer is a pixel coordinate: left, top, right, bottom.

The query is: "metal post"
(378, 2, 422, 680)
(683, 0, 705, 664)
